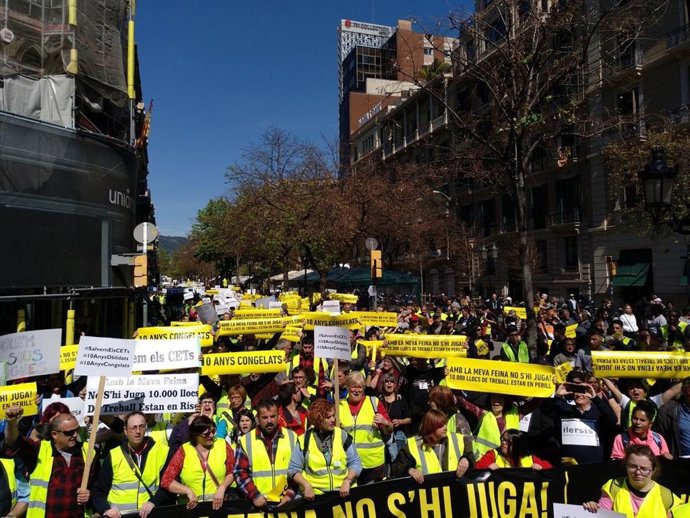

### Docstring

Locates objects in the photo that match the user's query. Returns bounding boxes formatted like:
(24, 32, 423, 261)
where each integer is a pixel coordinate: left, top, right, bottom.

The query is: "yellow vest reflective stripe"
(0, 459, 17, 513)
(338, 397, 385, 469)
(502, 341, 529, 362)
(179, 439, 227, 501)
(146, 423, 171, 446)
(298, 427, 349, 494)
(108, 441, 169, 513)
(239, 429, 296, 496)
(603, 478, 679, 518)
(493, 451, 534, 468)
(475, 407, 520, 456)
(407, 433, 463, 475)
(28, 441, 89, 518)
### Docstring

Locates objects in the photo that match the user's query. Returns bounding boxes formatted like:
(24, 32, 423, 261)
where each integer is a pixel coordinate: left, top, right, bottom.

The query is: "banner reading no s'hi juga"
(202, 351, 287, 376)
(84, 374, 199, 415)
(382, 334, 468, 358)
(446, 357, 555, 398)
(0, 382, 38, 419)
(592, 350, 690, 378)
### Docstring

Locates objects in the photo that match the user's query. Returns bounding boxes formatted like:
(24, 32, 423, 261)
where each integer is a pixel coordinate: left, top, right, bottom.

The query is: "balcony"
(550, 207, 581, 232)
(605, 47, 642, 87)
(667, 24, 690, 49)
(669, 104, 690, 126)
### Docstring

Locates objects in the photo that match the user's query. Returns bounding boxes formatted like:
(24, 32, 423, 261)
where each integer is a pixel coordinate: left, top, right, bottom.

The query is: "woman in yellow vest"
(391, 409, 471, 484)
(475, 429, 552, 470)
(583, 445, 681, 517)
(288, 399, 362, 500)
(338, 372, 393, 484)
(161, 416, 235, 511)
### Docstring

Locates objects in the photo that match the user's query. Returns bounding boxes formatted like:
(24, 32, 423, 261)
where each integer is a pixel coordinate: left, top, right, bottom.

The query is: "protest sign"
(565, 323, 578, 339)
(0, 362, 6, 386)
(169, 321, 203, 326)
(137, 325, 214, 347)
(216, 318, 286, 336)
(268, 301, 284, 310)
(321, 300, 341, 315)
(74, 336, 135, 377)
(42, 395, 86, 426)
(196, 303, 219, 324)
(233, 308, 282, 319)
(133, 338, 199, 371)
(446, 357, 555, 398)
(202, 351, 287, 376)
(554, 361, 574, 384)
(352, 311, 398, 328)
(592, 351, 690, 378)
(503, 306, 528, 319)
(60, 344, 80, 371)
(382, 334, 468, 358)
(0, 328, 61, 380)
(0, 382, 38, 419)
(301, 312, 361, 330)
(84, 374, 199, 415)
(329, 293, 359, 305)
(314, 326, 351, 361)
(553, 504, 624, 518)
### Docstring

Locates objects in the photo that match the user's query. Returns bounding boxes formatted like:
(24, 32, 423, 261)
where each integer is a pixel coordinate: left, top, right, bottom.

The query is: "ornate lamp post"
(638, 147, 688, 233)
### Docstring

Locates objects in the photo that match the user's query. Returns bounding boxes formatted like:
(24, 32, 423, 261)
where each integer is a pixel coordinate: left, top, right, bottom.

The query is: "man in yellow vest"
(234, 399, 297, 509)
(4, 406, 93, 518)
(91, 412, 172, 518)
(500, 325, 530, 363)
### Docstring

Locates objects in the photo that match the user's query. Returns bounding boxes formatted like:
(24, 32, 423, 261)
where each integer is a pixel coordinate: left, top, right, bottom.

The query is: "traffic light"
(370, 250, 383, 279)
(133, 254, 148, 288)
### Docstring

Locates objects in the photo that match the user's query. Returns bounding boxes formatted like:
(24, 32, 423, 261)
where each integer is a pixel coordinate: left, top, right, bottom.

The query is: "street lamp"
(638, 147, 689, 233)
(432, 190, 451, 260)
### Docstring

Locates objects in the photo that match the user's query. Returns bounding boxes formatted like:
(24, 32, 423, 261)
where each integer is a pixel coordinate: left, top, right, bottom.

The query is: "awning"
(612, 263, 650, 287)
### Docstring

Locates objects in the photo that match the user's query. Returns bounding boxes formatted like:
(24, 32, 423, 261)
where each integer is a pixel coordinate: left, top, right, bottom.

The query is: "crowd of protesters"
(0, 286, 689, 517)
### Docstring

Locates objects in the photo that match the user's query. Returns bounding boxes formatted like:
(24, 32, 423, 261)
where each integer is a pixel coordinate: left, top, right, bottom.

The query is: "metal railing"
(550, 207, 581, 225)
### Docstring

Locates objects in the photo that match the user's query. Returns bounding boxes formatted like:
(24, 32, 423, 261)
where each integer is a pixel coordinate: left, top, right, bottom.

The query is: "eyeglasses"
(127, 424, 146, 431)
(626, 464, 653, 475)
(200, 428, 216, 437)
(56, 427, 80, 437)
(384, 379, 396, 384)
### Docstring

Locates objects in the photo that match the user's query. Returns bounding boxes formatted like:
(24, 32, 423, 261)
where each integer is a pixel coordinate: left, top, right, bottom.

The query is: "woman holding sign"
(161, 416, 235, 511)
(583, 445, 680, 517)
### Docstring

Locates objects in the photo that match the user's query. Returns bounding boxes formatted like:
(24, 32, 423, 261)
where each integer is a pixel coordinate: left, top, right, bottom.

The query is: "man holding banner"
(4, 406, 94, 518)
(91, 411, 172, 518)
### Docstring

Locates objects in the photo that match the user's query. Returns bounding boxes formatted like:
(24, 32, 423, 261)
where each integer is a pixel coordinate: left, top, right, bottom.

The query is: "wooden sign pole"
(80, 376, 105, 490)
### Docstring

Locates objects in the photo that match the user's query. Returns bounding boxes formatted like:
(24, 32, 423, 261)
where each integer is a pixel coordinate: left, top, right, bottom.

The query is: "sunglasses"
(200, 428, 216, 437)
(56, 427, 80, 437)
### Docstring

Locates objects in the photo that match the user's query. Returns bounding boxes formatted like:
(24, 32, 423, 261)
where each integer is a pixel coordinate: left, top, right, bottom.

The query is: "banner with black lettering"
(592, 350, 690, 378)
(139, 459, 690, 517)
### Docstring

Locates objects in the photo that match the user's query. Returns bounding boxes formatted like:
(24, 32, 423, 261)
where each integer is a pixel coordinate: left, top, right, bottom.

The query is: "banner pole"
(334, 358, 340, 428)
(80, 375, 105, 490)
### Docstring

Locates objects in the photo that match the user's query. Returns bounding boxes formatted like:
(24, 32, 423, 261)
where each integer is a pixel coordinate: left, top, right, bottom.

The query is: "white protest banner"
(560, 419, 600, 447)
(42, 395, 86, 426)
(74, 336, 135, 377)
(0, 329, 61, 380)
(553, 504, 624, 518)
(321, 300, 341, 315)
(196, 303, 219, 324)
(0, 361, 6, 386)
(133, 338, 200, 371)
(84, 374, 199, 415)
(314, 326, 351, 361)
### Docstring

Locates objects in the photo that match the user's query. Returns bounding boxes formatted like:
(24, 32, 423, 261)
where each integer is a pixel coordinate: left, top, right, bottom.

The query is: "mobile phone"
(566, 383, 587, 393)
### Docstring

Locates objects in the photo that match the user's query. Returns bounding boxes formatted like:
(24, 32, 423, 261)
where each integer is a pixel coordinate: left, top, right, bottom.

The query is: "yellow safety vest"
(0, 458, 17, 515)
(602, 478, 679, 518)
(493, 451, 534, 468)
(673, 503, 690, 518)
(108, 441, 169, 513)
(238, 428, 296, 497)
(475, 407, 520, 456)
(27, 441, 89, 518)
(298, 427, 350, 494)
(338, 397, 385, 469)
(501, 341, 529, 362)
(407, 433, 464, 475)
(146, 423, 171, 446)
(179, 439, 228, 502)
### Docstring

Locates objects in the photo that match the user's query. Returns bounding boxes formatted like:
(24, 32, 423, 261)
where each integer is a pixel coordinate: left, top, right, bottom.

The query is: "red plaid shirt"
(13, 435, 97, 518)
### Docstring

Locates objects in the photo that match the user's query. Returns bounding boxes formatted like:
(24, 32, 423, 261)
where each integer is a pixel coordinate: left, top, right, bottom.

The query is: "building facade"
(348, 1, 690, 307)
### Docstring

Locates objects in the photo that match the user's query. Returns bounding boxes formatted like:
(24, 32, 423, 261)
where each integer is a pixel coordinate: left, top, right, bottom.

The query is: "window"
(424, 48, 434, 56)
(536, 240, 548, 272)
(529, 185, 548, 229)
(564, 236, 578, 268)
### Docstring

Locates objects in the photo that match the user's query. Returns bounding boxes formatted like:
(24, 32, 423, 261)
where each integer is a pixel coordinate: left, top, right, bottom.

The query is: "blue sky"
(136, 0, 469, 236)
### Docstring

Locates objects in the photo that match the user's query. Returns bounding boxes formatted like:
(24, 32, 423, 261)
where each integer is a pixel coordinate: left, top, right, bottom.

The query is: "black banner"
(145, 459, 690, 518)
